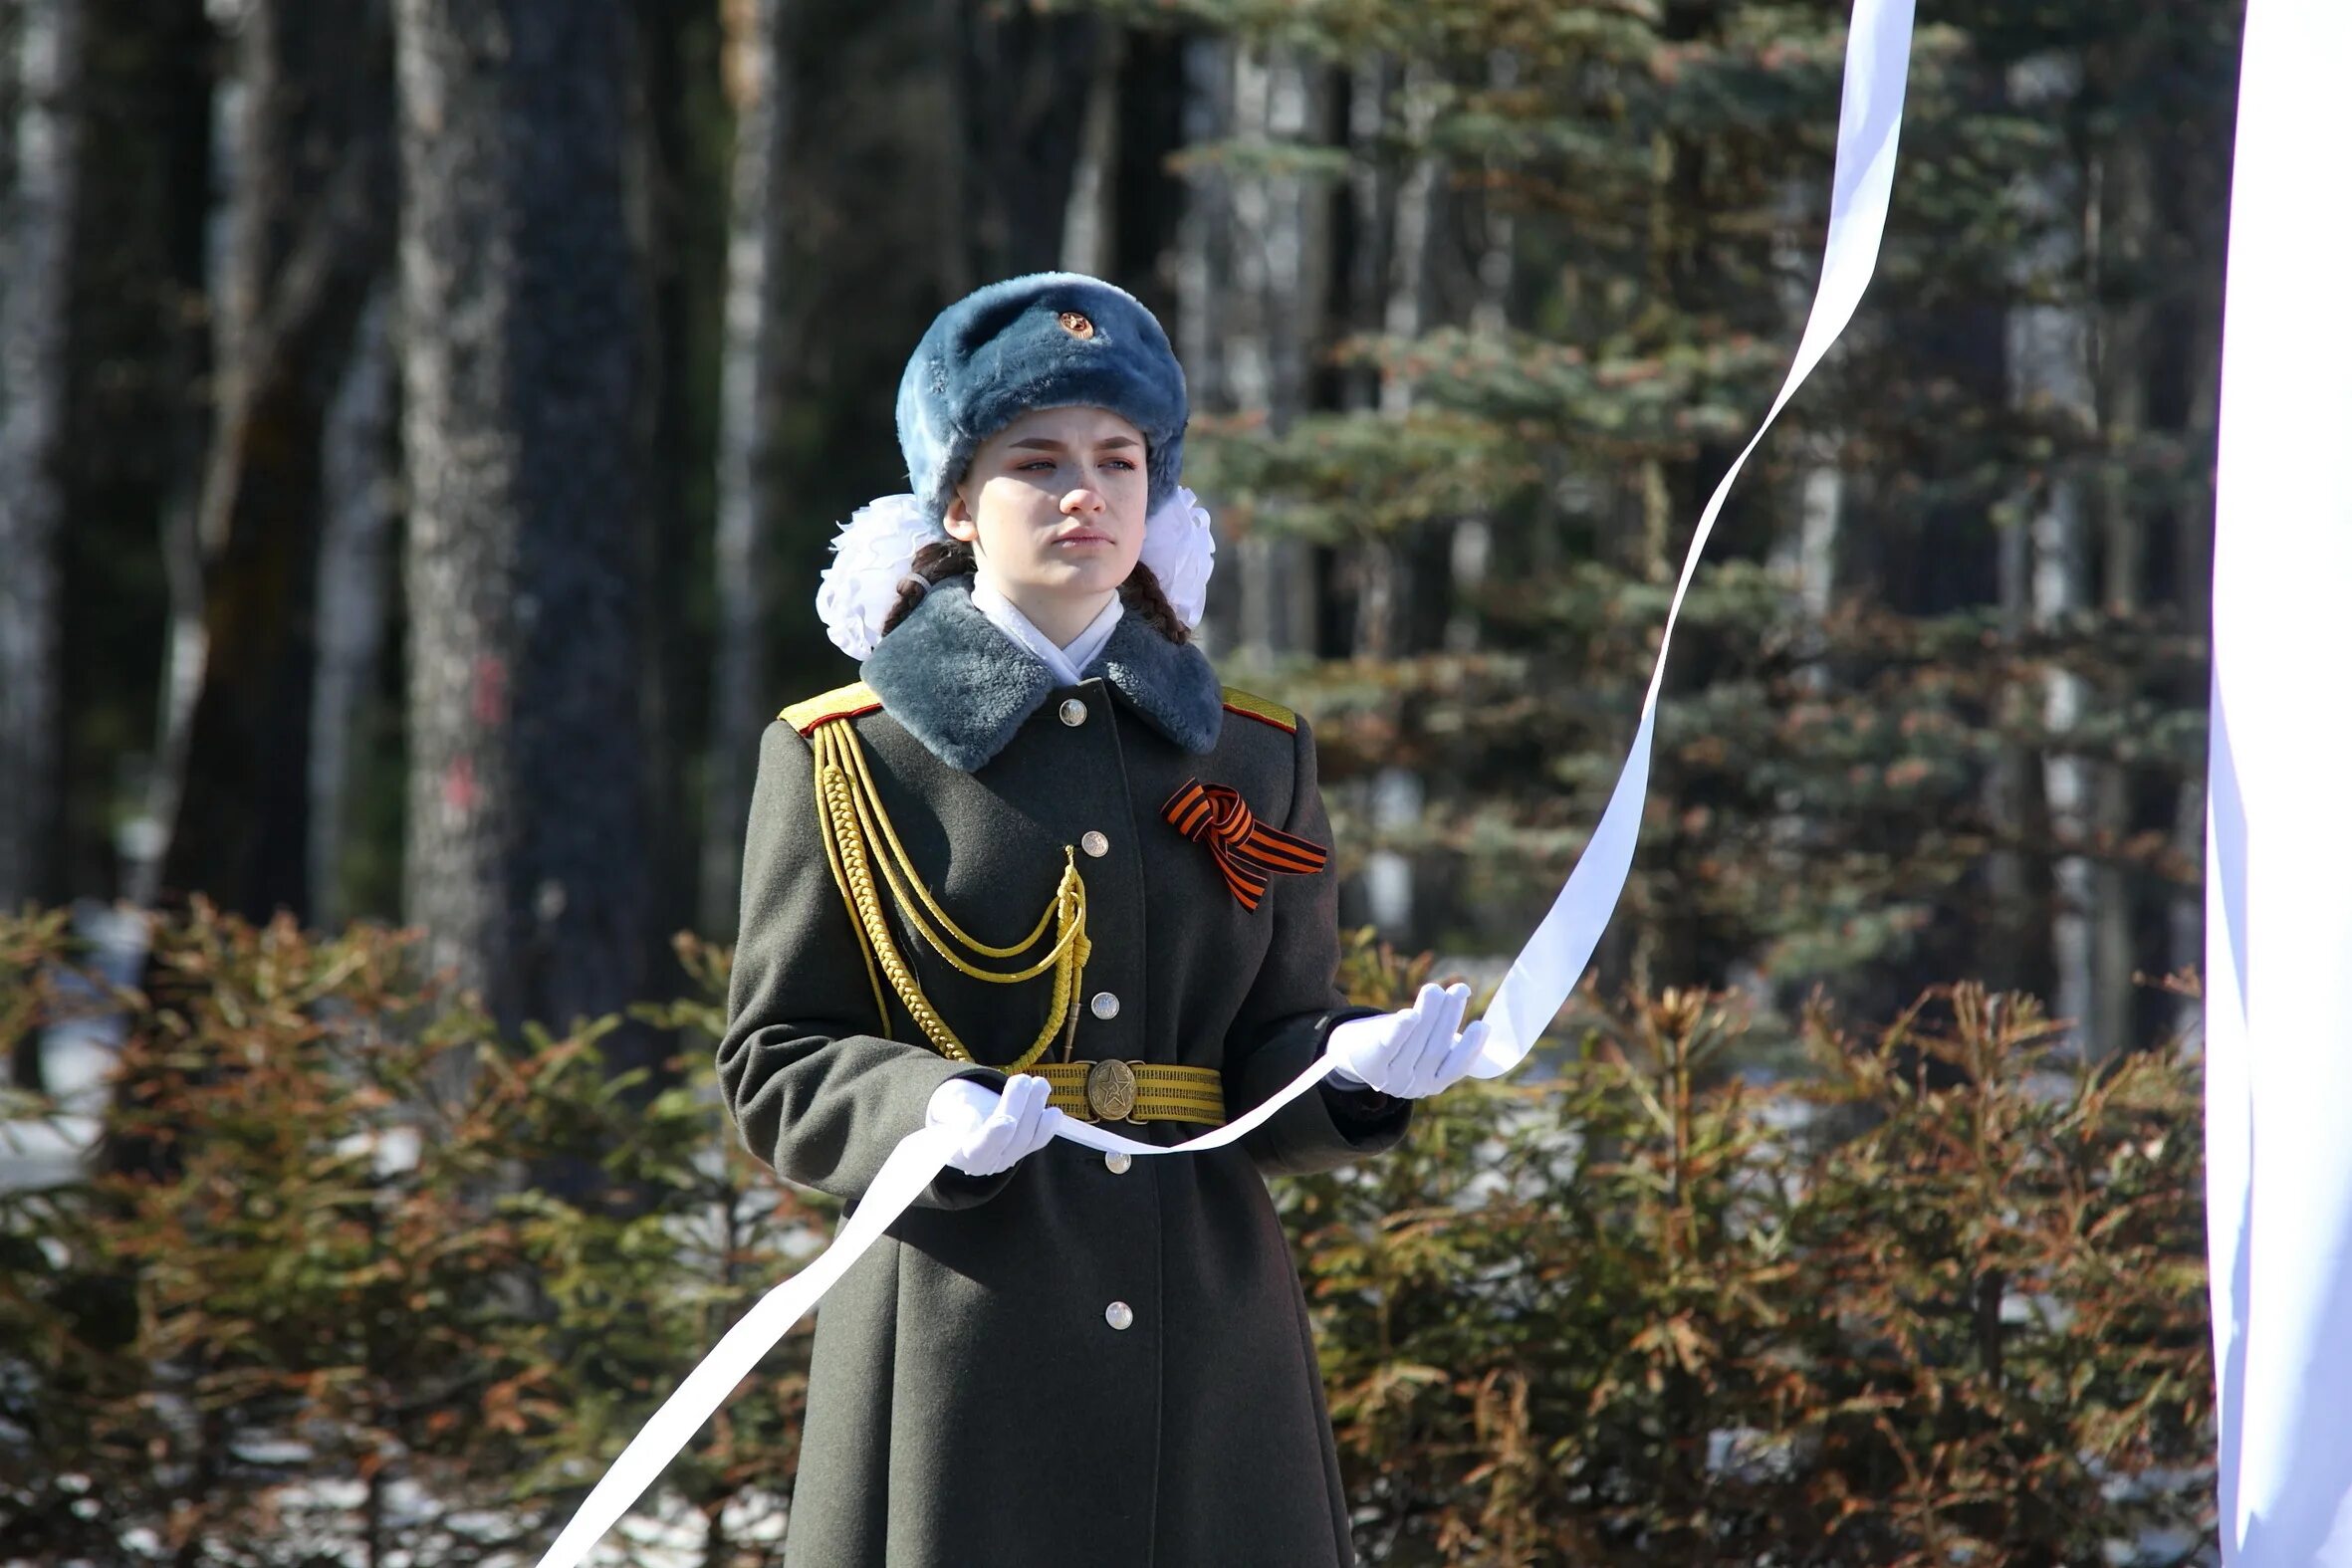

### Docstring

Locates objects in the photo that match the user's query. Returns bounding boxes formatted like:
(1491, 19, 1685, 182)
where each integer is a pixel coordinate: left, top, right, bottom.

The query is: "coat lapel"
(861, 574, 1224, 772)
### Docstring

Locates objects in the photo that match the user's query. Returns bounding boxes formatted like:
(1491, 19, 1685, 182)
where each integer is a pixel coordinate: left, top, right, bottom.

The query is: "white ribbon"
(1472, 0, 1915, 1077)
(531, 1047, 1348, 1568)
(2204, 3, 2352, 1561)
(533, 1, 1913, 1560)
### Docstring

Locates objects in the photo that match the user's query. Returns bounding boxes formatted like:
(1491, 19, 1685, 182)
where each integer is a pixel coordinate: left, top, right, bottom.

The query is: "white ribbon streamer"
(532, 1047, 1348, 1568)
(533, 1, 1913, 1559)
(2204, 3, 2352, 1562)
(1473, 0, 1915, 1076)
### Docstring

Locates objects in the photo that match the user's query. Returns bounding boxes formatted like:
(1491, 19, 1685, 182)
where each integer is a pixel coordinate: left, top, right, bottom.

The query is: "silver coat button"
(1080, 830, 1109, 858)
(1058, 697, 1088, 726)
(1090, 991, 1119, 1019)
(1104, 1151, 1132, 1174)
(1104, 1300, 1134, 1330)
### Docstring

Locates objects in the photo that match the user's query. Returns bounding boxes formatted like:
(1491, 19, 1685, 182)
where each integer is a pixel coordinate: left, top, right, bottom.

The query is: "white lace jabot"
(969, 580, 1123, 688)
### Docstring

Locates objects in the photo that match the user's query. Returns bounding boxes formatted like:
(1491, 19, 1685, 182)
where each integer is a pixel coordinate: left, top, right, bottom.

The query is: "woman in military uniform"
(716, 272, 1489, 1567)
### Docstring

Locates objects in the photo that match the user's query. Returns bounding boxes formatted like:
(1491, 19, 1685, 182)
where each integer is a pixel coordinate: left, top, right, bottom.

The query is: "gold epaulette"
(1220, 685, 1299, 734)
(782, 680, 882, 735)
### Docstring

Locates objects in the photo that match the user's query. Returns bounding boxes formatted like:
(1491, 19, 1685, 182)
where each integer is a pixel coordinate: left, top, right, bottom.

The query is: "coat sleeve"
(716, 718, 1014, 1211)
(1221, 712, 1414, 1177)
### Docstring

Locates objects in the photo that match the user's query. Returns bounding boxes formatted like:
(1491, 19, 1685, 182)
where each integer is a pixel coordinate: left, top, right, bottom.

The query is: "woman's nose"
(1061, 487, 1106, 513)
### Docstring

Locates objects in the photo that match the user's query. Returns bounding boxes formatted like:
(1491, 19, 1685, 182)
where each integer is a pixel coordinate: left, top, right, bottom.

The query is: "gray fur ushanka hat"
(893, 271, 1189, 525)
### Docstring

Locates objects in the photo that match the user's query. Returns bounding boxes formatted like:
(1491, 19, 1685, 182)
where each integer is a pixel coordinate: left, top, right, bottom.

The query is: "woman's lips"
(1053, 533, 1111, 546)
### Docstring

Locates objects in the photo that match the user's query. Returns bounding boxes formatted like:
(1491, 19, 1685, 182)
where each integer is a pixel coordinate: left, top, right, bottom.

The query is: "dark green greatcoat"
(716, 575, 1411, 1567)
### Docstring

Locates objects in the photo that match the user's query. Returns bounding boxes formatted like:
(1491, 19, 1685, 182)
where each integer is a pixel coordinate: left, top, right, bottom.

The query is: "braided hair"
(880, 539, 1191, 645)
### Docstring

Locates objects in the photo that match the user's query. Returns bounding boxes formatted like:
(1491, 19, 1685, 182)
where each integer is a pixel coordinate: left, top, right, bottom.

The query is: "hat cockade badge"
(1057, 310, 1095, 339)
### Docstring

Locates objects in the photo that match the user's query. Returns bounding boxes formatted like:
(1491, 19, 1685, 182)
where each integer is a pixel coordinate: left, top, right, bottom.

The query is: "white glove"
(1326, 981, 1489, 1099)
(925, 1072, 1065, 1178)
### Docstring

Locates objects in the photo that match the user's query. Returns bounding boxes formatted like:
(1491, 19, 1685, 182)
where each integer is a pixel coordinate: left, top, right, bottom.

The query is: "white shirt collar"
(969, 579, 1124, 688)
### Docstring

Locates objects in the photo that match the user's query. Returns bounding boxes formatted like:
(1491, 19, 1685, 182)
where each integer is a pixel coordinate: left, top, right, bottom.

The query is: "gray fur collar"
(860, 574, 1225, 772)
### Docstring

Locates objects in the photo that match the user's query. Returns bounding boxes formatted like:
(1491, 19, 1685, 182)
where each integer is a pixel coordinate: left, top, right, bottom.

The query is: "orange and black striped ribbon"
(1160, 779, 1329, 911)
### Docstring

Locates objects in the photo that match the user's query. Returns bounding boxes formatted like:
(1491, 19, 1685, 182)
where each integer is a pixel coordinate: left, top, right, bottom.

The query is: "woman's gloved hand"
(1326, 981, 1489, 1099)
(925, 1072, 1065, 1177)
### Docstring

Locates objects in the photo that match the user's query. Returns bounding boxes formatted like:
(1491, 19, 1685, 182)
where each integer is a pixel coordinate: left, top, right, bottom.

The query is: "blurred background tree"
(0, 0, 2230, 1082)
(0, 0, 2232, 1554)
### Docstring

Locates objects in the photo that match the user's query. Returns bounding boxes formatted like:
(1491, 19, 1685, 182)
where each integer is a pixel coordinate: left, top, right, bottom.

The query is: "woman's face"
(943, 404, 1148, 606)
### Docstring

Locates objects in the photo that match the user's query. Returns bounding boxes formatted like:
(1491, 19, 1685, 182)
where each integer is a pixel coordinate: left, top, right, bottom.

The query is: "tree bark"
(395, 0, 651, 1056)
(2089, 112, 2156, 1057)
(1058, 20, 1123, 277)
(1227, 43, 1322, 661)
(1985, 480, 2052, 1001)
(151, 0, 393, 922)
(0, 0, 84, 913)
(2171, 201, 2223, 1041)
(2006, 53, 2099, 1051)
(308, 282, 395, 928)
(630, 0, 725, 1021)
(702, 0, 793, 938)
(927, 0, 973, 303)
(1174, 29, 1234, 657)
(2032, 470, 2096, 1046)
(948, 4, 1095, 282)
(1445, 47, 1517, 656)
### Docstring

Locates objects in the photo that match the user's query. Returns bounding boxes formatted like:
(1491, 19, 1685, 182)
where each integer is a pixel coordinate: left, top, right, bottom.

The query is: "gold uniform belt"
(1034, 1059, 1225, 1126)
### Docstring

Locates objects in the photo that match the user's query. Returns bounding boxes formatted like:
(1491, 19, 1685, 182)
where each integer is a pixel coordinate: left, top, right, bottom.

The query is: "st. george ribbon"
(533, 1, 1914, 1561)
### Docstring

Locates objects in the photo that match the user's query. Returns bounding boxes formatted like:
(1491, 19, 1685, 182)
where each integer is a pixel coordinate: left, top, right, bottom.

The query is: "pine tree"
(1078, 0, 2233, 1051)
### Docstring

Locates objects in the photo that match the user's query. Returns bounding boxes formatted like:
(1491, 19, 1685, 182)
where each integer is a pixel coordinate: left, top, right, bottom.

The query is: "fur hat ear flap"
(894, 272, 1189, 526)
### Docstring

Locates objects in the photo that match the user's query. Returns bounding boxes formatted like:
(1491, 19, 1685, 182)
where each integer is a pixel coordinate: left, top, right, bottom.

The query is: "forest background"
(0, 0, 2232, 1562)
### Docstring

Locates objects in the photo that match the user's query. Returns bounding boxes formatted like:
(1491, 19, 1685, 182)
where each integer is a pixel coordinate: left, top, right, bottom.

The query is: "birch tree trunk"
(396, 0, 651, 1050)
(1768, 177, 1847, 692)
(1350, 54, 1443, 937)
(2007, 54, 2099, 1051)
(1225, 43, 1285, 655)
(1985, 476, 2051, 999)
(1354, 56, 1442, 663)
(0, 0, 83, 912)
(701, 0, 792, 937)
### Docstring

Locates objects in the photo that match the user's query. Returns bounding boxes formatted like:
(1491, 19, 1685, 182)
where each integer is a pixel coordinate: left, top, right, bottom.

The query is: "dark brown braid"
(1116, 560, 1191, 645)
(878, 540, 1191, 646)
(880, 540, 976, 637)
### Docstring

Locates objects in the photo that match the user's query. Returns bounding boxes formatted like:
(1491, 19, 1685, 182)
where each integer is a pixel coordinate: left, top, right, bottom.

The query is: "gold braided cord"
(808, 719, 1088, 1073)
(833, 729, 1083, 984)
(815, 746, 964, 1056)
(812, 746, 896, 1033)
(838, 724, 1062, 960)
